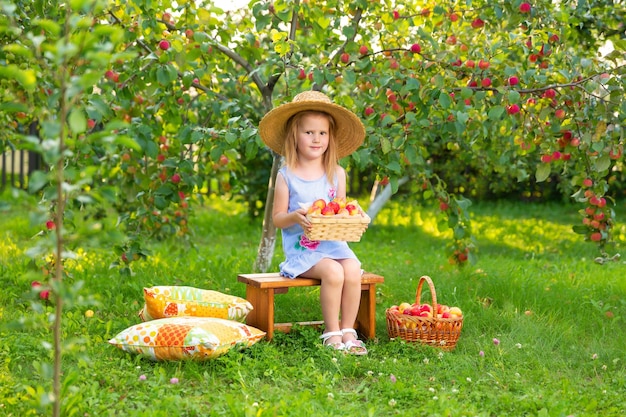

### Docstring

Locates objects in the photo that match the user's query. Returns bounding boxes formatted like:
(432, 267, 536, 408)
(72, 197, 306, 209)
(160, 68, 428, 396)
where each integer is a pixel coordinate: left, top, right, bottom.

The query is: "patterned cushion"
(138, 286, 253, 322)
(108, 317, 265, 361)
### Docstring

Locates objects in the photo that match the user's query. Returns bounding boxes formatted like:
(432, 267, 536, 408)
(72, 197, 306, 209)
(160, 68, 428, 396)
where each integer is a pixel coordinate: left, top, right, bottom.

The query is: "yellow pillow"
(108, 316, 265, 361)
(138, 286, 253, 322)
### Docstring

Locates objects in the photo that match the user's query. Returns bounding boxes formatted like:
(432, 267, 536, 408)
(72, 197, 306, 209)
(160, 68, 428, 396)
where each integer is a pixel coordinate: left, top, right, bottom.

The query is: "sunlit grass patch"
(0, 196, 625, 416)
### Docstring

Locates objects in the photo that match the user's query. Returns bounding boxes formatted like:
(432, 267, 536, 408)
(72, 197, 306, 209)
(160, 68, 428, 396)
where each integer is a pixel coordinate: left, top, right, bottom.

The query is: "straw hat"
(259, 91, 365, 158)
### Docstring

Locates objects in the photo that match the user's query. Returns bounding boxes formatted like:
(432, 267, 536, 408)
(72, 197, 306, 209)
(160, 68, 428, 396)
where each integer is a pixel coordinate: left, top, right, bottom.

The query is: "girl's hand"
(294, 208, 312, 231)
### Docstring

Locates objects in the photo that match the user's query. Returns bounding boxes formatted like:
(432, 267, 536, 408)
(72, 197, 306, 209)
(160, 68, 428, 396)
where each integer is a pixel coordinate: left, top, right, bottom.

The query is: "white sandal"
(341, 328, 368, 356)
(320, 331, 345, 351)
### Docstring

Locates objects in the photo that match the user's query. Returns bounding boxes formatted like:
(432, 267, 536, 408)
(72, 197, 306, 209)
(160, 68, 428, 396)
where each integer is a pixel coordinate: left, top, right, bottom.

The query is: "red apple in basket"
(321, 205, 335, 216)
(312, 199, 326, 210)
(409, 305, 422, 316)
(449, 306, 463, 318)
(419, 304, 432, 314)
(332, 197, 346, 209)
(345, 203, 359, 216)
(327, 200, 341, 214)
(419, 310, 433, 318)
(398, 302, 412, 314)
(308, 199, 326, 215)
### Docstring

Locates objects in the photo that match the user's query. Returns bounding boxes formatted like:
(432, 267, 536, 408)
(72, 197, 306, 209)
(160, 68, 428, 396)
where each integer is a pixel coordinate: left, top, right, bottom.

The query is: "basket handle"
(415, 275, 438, 312)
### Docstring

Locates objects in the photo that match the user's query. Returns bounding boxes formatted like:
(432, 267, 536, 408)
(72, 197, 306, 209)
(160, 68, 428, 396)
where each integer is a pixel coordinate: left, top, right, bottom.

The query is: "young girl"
(258, 91, 367, 355)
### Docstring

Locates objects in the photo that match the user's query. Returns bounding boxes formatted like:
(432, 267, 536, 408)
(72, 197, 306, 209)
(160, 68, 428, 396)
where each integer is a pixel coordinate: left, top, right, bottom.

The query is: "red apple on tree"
(609, 146, 622, 160)
(471, 18, 485, 29)
(159, 40, 170, 50)
(105, 70, 119, 83)
(507, 104, 520, 115)
(543, 89, 556, 98)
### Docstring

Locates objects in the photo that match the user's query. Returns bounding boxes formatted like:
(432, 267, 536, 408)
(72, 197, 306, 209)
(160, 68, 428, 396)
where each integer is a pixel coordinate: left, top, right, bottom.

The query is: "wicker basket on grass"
(386, 275, 463, 350)
(304, 212, 371, 242)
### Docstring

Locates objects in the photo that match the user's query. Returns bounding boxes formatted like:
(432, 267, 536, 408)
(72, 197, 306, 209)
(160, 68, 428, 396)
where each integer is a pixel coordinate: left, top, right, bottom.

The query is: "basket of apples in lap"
(304, 197, 371, 242)
(386, 275, 464, 350)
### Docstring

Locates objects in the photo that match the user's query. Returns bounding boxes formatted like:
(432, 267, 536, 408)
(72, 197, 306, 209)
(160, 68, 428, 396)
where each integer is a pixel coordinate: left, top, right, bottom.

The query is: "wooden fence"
(0, 149, 41, 191)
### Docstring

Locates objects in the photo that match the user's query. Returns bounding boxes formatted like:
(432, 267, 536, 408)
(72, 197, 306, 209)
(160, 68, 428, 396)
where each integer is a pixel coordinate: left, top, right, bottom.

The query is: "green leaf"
(380, 137, 391, 154)
(2, 44, 33, 58)
(508, 90, 521, 103)
(32, 18, 61, 36)
(69, 109, 87, 134)
(488, 106, 505, 120)
(343, 69, 356, 85)
(594, 154, 611, 172)
(316, 16, 330, 29)
(0, 65, 37, 91)
(28, 170, 49, 193)
(113, 136, 141, 151)
(535, 163, 551, 182)
(460, 87, 473, 100)
(0, 102, 29, 113)
(386, 160, 401, 174)
(572, 225, 589, 234)
(439, 92, 452, 109)
(154, 195, 168, 210)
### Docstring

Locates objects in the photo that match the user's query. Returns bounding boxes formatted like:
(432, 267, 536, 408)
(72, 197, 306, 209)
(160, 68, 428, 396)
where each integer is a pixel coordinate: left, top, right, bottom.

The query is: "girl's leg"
(301, 258, 345, 346)
(337, 258, 362, 343)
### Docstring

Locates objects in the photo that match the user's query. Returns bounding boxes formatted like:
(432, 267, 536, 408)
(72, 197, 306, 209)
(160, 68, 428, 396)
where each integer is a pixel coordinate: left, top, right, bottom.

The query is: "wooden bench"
(237, 272, 385, 341)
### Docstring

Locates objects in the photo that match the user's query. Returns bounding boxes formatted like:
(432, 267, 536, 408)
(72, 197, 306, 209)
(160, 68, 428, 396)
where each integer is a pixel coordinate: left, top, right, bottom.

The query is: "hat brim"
(259, 99, 365, 158)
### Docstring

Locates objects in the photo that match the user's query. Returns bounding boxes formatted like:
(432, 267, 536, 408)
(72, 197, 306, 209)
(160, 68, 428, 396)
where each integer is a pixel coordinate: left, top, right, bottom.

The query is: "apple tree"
(2, 0, 624, 278)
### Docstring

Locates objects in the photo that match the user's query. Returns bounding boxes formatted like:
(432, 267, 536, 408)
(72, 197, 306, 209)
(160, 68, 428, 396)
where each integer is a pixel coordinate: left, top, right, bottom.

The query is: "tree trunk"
(366, 176, 410, 221)
(253, 153, 282, 272)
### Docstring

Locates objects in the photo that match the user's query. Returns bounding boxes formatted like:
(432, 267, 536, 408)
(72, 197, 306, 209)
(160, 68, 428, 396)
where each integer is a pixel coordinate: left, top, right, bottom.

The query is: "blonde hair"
(283, 111, 338, 183)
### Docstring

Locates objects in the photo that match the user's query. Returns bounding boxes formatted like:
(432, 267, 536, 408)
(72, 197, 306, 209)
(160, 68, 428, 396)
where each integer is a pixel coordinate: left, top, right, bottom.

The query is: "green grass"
(1, 193, 626, 416)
